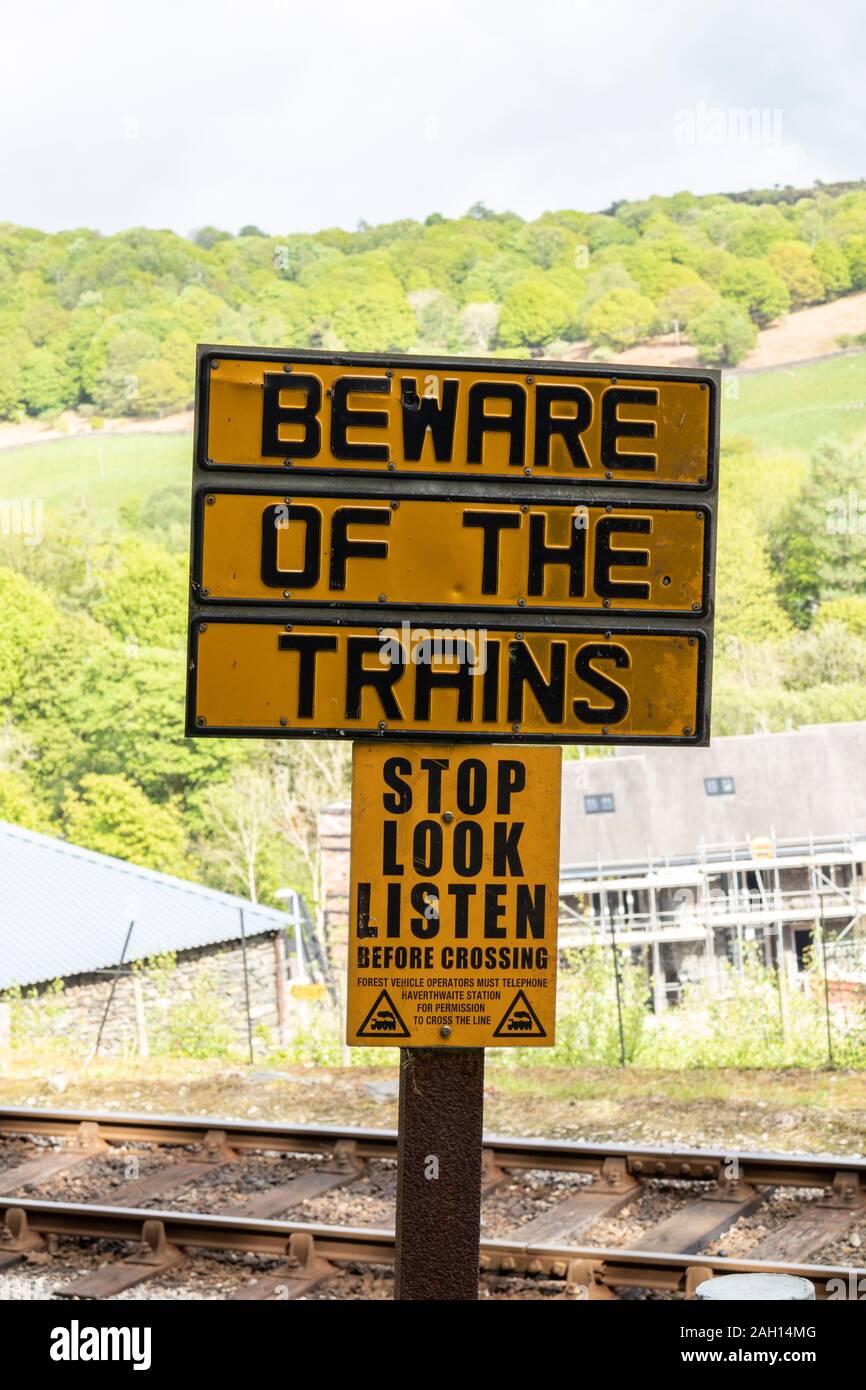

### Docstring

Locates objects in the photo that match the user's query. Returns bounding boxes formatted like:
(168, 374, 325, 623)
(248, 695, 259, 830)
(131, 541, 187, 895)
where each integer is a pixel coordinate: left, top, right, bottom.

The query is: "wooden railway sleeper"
(230, 1231, 336, 1300)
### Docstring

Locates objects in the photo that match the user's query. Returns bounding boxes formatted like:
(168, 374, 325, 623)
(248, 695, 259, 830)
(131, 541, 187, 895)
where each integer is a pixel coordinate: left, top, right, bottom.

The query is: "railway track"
(1, 1106, 864, 1300)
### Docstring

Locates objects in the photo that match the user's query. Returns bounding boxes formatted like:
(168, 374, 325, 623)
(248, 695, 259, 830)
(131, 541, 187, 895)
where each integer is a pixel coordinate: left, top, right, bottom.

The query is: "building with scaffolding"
(558, 722, 866, 1010)
(319, 722, 866, 1015)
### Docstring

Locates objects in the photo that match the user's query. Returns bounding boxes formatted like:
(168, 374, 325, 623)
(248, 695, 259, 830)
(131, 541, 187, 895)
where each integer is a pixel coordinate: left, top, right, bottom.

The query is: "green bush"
(584, 287, 657, 350)
(149, 967, 237, 1059)
(690, 302, 757, 365)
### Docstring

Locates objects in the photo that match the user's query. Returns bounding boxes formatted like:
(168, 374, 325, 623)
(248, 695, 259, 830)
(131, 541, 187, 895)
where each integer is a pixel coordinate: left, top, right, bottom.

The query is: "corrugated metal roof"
(0, 821, 294, 990)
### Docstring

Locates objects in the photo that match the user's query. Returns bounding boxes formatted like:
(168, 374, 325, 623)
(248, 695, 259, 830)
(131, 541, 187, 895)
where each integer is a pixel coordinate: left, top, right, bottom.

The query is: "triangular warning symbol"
(493, 989, 547, 1039)
(356, 988, 411, 1039)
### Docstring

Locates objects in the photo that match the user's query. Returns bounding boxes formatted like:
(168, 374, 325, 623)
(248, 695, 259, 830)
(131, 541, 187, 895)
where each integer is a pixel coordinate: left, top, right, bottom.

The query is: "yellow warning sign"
(347, 742, 562, 1048)
(201, 349, 715, 488)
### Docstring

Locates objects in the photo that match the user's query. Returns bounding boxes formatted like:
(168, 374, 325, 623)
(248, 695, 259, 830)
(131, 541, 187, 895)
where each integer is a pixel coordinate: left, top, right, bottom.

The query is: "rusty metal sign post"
(186, 344, 720, 1301)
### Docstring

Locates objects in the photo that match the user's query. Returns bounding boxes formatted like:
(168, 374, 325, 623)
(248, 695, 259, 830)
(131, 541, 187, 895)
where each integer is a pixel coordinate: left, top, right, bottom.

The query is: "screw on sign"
(185, 344, 719, 1302)
(347, 741, 561, 1301)
(347, 745, 561, 1050)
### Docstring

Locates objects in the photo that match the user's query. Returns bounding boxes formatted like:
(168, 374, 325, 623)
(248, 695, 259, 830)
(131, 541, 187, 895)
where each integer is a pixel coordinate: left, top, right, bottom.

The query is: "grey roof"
(560, 721, 866, 868)
(0, 821, 293, 990)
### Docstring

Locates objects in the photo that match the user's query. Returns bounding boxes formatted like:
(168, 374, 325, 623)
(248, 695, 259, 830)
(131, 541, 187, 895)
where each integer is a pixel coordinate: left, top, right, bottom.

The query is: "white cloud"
(0, 0, 862, 234)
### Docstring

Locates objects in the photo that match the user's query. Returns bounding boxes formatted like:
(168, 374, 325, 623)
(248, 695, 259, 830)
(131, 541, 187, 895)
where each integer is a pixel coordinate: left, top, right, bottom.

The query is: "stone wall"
(9, 934, 296, 1059)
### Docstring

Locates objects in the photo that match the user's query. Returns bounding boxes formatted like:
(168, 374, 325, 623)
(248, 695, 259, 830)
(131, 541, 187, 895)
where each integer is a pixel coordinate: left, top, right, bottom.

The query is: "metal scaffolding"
(558, 832, 866, 1009)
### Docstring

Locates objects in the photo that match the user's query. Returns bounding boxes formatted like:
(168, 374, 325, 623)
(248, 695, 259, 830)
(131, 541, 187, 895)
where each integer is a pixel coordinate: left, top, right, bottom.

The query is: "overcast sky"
(1, 0, 862, 237)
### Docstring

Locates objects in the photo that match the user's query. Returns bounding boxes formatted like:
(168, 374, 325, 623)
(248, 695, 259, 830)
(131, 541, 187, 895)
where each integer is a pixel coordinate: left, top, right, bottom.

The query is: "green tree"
(767, 241, 826, 307)
(690, 302, 757, 365)
(842, 235, 866, 289)
(657, 281, 719, 330)
(307, 270, 415, 351)
(20, 348, 75, 414)
(63, 773, 188, 875)
(133, 358, 191, 417)
(771, 439, 866, 624)
(716, 500, 790, 641)
(0, 769, 54, 833)
(584, 287, 657, 350)
(0, 569, 58, 702)
(94, 539, 187, 651)
(812, 240, 852, 296)
(407, 289, 458, 348)
(719, 258, 790, 325)
(191, 226, 233, 250)
(497, 277, 573, 349)
(0, 349, 24, 419)
(814, 594, 866, 635)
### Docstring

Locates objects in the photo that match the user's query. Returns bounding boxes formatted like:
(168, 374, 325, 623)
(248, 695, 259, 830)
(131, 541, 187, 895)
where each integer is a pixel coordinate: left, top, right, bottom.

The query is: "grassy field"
(0, 430, 191, 525)
(723, 350, 866, 450)
(0, 350, 863, 526)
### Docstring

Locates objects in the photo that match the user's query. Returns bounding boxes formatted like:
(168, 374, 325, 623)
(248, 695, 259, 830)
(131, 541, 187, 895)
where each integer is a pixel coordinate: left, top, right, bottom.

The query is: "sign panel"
(188, 619, 706, 744)
(188, 346, 718, 747)
(199, 347, 716, 488)
(196, 491, 710, 616)
(346, 742, 562, 1047)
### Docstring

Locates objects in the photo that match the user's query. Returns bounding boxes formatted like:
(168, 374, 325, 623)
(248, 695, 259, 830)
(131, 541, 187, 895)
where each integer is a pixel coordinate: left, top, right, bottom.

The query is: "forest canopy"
(2, 183, 866, 421)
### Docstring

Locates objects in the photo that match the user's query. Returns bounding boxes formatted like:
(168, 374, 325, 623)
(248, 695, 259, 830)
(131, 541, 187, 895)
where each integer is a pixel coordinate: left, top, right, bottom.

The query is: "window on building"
(585, 793, 615, 814)
(705, 776, 736, 796)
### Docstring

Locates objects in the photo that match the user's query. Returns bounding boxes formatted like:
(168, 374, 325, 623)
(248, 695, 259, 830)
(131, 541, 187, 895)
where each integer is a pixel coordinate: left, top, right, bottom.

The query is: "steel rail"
(0, 1196, 860, 1299)
(0, 1105, 862, 1190)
